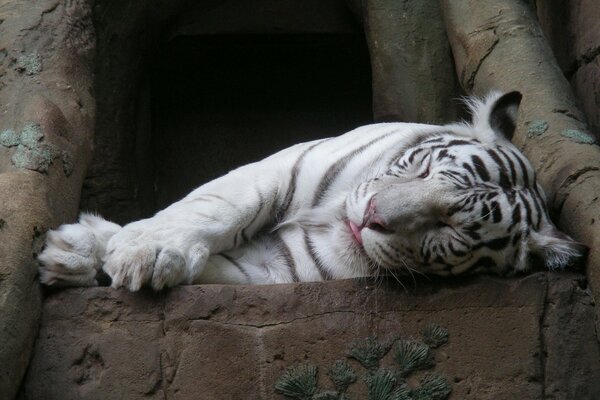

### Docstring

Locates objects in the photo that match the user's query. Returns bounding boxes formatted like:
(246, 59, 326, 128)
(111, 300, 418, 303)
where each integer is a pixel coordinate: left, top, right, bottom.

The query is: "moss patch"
(20, 122, 44, 147)
(2, 122, 72, 174)
(561, 129, 596, 144)
(526, 120, 548, 138)
(0, 129, 19, 147)
(16, 53, 42, 75)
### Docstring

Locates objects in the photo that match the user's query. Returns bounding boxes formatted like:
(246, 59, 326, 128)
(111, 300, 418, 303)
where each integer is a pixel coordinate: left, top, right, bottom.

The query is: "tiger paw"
(38, 214, 120, 287)
(103, 221, 208, 291)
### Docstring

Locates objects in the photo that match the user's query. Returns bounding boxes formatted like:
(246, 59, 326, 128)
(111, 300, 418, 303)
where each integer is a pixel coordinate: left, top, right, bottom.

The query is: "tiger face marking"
(38, 91, 585, 290)
(345, 92, 584, 277)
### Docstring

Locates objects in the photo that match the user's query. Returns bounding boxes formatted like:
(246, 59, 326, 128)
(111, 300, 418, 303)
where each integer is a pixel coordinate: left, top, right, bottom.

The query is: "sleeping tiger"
(38, 91, 583, 291)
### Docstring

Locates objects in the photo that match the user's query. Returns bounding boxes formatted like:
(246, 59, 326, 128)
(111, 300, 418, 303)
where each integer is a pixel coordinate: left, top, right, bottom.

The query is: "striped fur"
(38, 92, 583, 290)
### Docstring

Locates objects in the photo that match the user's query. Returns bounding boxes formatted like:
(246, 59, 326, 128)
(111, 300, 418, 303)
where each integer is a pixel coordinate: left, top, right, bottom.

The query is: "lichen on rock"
(12, 143, 57, 173)
(20, 123, 45, 148)
(16, 53, 42, 76)
(526, 120, 549, 138)
(561, 129, 596, 144)
(0, 129, 19, 147)
(3, 122, 73, 174)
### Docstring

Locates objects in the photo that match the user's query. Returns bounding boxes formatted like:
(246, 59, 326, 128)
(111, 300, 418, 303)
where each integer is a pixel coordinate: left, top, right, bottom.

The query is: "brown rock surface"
(440, 0, 600, 343)
(22, 273, 600, 399)
(359, 0, 459, 123)
(0, 1, 96, 397)
(536, 0, 600, 135)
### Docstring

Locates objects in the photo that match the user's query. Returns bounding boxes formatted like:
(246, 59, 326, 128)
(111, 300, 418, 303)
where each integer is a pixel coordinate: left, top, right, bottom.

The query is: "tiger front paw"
(103, 222, 209, 291)
(38, 214, 120, 287)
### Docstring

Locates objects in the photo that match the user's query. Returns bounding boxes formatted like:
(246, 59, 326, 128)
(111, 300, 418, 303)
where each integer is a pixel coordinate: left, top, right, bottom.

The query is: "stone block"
(21, 273, 600, 399)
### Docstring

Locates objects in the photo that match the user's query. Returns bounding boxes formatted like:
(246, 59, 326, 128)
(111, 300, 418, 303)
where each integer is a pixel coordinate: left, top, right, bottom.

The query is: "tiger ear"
(489, 91, 522, 141)
(528, 224, 587, 270)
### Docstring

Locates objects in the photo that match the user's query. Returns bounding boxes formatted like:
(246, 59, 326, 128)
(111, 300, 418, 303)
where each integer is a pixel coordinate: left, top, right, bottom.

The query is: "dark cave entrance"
(84, 1, 373, 223)
(151, 33, 373, 210)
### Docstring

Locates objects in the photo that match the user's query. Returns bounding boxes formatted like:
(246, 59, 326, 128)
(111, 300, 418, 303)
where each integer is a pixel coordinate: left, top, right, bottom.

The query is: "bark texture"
(358, 0, 459, 123)
(441, 0, 600, 332)
(536, 0, 600, 137)
(0, 1, 96, 398)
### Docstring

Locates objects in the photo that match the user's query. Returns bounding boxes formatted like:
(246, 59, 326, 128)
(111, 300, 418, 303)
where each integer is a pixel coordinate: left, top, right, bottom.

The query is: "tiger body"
(38, 92, 582, 290)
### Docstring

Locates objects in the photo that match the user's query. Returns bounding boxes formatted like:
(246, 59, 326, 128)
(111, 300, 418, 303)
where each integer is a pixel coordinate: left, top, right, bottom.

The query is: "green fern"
(274, 326, 452, 400)
(364, 370, 412, 400)
(275, 363, 318, 400)
(347, 336, 393, 371)
(412, 373, 451, 400)
(394, 339, 433, 377)
(422, 324, 449, 349)
(328, 360, 357, 393)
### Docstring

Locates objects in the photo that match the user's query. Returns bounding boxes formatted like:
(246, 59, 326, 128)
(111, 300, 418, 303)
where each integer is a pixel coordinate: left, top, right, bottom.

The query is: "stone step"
(21, 272, 600, 399)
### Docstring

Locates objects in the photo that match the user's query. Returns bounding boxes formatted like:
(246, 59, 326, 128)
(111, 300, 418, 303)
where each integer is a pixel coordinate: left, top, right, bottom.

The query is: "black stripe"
(408, 148, 424, 163)
(481, 203, 490, 220)
(472, 236, 511, 251)
(509, 149, 531, 188)
(376, 243, 398, 265)
(490, 201, 502, 223)
(220, 254, 252, 283)
(462, 162, 476, 179)
(517, 191, 533, 226)
(275, 235, 299, 282)
(278, 140, 327, 220)
(199, 194, 240, 211)
(422, 136, 446, 144)
(471, 155, 490, 182)
(511, 203, 521, 226)
(241, 187, 266, 242)
(303, 230, 332, 280)
(312, 133, 394, 207)
(447, 139, 474, 146)
(529, 190, 544, 230)
(463, 222, 481, 240)
(436, 149, 452, 161)
(486, 149, 511, 188)
(497, 147, 518, 184)
(464, 256, 497, 273)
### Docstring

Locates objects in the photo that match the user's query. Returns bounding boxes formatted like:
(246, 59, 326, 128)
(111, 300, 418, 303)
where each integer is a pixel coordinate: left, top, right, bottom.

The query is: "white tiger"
(38, 91, 584, 291)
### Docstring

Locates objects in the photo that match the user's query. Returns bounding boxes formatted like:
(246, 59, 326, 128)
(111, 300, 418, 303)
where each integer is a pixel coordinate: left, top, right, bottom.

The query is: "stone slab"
(21, 273, 600, 399)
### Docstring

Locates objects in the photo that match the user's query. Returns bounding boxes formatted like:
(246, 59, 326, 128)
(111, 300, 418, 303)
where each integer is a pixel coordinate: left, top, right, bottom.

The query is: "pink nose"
(363, 197, 391, 233)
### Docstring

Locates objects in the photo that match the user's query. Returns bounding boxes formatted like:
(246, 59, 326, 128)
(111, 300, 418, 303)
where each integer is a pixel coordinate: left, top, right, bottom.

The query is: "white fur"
(38, 93, 581, 290)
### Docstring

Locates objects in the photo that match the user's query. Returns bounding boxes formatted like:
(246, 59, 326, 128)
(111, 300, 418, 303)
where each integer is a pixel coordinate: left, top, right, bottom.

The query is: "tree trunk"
(357, 0, 459, 123)
(441, 0, 600, 343)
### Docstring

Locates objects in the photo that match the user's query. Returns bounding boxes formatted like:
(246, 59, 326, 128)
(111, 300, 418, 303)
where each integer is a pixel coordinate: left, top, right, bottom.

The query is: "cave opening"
(84, 1, 373, 223)
(150, 33, 373, 211)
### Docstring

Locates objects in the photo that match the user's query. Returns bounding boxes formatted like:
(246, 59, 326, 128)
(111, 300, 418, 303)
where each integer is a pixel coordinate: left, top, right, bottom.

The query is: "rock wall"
(21, 274, 600, 399)
(1, 2, 599, 399)
(0, 1, 96, 398)
(536, 0, 600, 137)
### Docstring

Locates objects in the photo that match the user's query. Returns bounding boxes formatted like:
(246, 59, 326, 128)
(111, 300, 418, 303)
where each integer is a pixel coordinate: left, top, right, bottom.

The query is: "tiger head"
(345, 91, 585, 276)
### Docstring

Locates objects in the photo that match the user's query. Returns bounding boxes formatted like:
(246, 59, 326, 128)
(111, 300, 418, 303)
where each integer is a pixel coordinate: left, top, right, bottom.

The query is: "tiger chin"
(38, 91, 585, 291)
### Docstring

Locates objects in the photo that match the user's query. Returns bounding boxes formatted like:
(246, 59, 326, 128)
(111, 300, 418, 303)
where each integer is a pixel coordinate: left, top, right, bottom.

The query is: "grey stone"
(21, 274, 600, 399)
(0, 1, 96, 397)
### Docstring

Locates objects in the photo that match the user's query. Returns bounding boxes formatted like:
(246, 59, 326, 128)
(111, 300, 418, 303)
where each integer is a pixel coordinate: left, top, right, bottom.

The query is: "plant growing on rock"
(275, 323, 451, 400)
